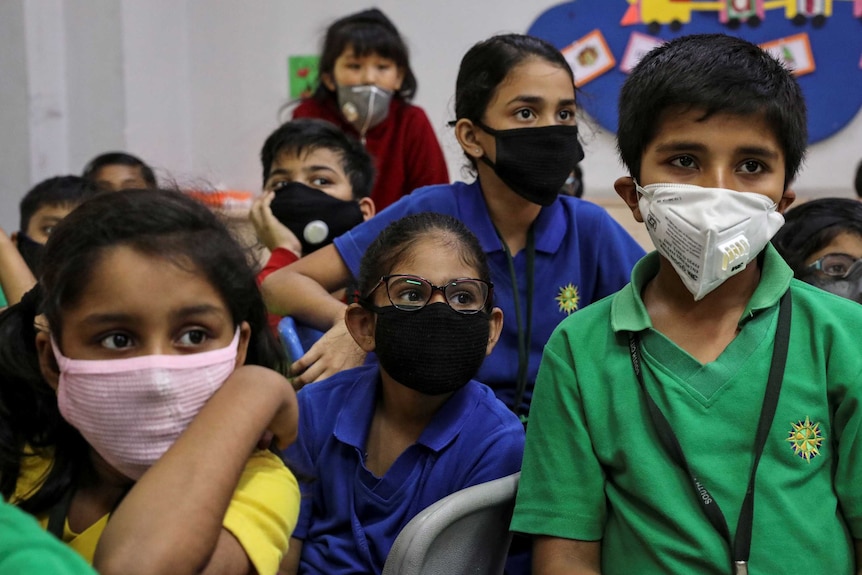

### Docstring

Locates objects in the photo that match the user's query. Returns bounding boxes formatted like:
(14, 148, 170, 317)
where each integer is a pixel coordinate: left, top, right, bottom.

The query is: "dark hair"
(82, 152, 157, 189)
(357, 212, 493, 311)
(455, 34, 573, 124)
(0, 189, 285, 513)
(772, 198, 862, 277)
(313, 8, 416, 102)
(453, 34, 575, 169)
(19, 176, 91, 232)
(855, 160, 862, 199)
(617, 34, 807, 187)
(260, 118, 375, 199)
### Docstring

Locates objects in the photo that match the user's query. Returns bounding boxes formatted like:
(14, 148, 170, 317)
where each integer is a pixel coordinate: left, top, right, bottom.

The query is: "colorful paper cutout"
(561, 29, 616, 87)
(760, 33, 816, 76)
(620, 31, 665, 74)
(288, 55, 319, 100)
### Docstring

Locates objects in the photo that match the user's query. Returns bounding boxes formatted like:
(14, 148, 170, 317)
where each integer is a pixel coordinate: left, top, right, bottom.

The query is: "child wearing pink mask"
(0, 189, 300, 575)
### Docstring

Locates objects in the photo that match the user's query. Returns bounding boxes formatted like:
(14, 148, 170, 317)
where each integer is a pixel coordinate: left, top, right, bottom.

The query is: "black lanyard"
(627, 291, 791, 575)
(496, 226, 535, 420)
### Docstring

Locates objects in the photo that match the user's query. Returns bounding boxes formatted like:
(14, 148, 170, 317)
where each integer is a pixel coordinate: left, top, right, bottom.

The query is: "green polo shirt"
(512, 246, 862, 575)
(0, 500, 96, 575)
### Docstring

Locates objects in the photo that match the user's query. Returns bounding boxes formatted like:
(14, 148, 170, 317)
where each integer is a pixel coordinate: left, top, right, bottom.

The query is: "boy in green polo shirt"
(512, 34, 862, 574)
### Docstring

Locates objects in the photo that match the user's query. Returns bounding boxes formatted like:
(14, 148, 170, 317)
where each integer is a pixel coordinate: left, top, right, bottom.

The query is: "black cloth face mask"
(269, 182, 365, 255)
(476, 122, 584, 206)
(16, 233, 45, 276)
(367, 302, 490, 395)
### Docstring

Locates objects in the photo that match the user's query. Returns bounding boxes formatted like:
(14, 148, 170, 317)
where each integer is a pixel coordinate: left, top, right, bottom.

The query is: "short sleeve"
(222, 450, 300, 575)
(510, 334, 607, 540)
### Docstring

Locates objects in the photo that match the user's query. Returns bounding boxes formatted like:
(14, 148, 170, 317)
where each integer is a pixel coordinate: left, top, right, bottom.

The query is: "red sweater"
(293, 97, 449, 211)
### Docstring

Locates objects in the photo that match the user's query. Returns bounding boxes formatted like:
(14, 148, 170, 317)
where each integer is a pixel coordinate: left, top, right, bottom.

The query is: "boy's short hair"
(19, 175, 91, 232)
(617, 33, 807, 188)
(82, 152, 157, 188)
(259, 118, 375, 200)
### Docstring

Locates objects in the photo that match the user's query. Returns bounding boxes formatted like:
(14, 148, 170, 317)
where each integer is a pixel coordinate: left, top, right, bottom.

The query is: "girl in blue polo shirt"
(262, 33, 645, 417)
(280, 212, 524, 574)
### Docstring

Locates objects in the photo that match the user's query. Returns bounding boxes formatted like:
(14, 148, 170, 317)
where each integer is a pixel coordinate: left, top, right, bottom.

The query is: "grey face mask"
(337, 84, 393, 141)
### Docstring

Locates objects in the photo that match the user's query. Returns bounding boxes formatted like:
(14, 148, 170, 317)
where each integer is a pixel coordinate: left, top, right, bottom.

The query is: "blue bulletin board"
(528, 0, 862, 143)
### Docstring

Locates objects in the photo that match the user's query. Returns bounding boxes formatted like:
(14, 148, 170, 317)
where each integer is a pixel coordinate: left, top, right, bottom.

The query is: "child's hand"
(289, 321, 367, 388)
(250, 190, 302, 256)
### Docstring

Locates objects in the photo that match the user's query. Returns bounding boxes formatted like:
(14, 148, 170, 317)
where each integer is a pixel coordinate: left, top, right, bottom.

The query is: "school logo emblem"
(786, 416, 824, 462)
(556, 283, 580, 315)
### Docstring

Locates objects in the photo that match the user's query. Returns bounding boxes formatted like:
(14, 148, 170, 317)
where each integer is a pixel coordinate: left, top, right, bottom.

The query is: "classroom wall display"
(528, 0, 862, 143)
(288, 55, 319, 100)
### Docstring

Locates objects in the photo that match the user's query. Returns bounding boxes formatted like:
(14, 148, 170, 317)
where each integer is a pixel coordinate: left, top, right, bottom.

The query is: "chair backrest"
(381, 472, 520, 575)
(277, 316, 325, 363)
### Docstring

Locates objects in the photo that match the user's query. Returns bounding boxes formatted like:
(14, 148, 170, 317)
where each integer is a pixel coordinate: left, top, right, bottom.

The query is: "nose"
(360, 64, 377, 85)
(428, 285, 448, 305)
(702, 168, 731, 190)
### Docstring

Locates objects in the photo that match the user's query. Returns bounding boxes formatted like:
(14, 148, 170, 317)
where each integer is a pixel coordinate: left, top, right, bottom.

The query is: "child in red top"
(292, 8, 448, 210)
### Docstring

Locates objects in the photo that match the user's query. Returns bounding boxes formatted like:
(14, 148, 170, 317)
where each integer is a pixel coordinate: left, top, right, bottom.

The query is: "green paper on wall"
(289, 55, 319, 100)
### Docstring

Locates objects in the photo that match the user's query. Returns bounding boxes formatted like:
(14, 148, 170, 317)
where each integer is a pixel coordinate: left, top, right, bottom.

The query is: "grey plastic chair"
(381, 472, 520, 575)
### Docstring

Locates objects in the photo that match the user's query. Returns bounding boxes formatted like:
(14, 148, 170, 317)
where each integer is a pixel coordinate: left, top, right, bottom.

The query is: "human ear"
(484, 307, 504, 356)
(777, 186, 796, 214)
(344, 303, 376, 352)
(233, 321, 252, 368)
(358, 197, 376, 221)
(614, 177, 644, 223)
(454, 119, 485, 161)
(35, 330, 60, 392)
(321, 72, 336, 92)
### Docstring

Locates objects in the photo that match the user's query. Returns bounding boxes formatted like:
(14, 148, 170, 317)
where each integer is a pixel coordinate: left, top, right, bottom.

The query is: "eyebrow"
(80, 304, 227, 327)
(654, 141, 780, 159)
(304, 165, 340, 175)
(505, 95, 577, 107)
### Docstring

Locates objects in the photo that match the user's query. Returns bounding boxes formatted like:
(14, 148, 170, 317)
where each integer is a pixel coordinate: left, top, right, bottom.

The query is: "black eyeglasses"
(807, 253, 862, 279)
(364, 274, 492, 314)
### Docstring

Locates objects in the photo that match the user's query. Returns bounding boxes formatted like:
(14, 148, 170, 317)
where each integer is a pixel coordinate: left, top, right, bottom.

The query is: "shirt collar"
(463, 180, 566, 255)
(333, 366, 480, 453)
(611, 244, 793, 333)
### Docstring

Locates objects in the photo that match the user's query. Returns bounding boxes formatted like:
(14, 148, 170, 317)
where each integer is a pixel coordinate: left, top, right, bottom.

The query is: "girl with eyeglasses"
(280, 212, 524, 575)
(772, 197, 862, 304)
(263, 33, 645, 416)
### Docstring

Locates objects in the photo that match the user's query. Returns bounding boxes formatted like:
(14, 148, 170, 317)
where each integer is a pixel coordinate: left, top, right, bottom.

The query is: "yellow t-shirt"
(12, 449, 299, 575)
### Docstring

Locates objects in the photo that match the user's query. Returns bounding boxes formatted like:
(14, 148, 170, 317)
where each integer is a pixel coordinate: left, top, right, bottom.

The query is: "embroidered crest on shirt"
(555, 283, 580, 315)
(786, 416, 824, 461)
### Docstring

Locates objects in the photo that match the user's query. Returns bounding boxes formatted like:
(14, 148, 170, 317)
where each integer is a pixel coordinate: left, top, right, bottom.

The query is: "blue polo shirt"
(285, 364, 525, 575)
(334, 180, 645, 410)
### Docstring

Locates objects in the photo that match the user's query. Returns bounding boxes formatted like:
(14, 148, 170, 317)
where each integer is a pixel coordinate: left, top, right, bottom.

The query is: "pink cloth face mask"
(53, 330, 240, 480)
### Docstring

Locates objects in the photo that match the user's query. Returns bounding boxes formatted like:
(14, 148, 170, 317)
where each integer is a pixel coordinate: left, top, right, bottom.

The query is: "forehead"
(270, 146, 347, 176)
(94, 164, 146, 183)
(68, 244, 229, 316)
(389, 233, 479, 279)
(649, 107, 783, 154)
(487, 58, 574, 107)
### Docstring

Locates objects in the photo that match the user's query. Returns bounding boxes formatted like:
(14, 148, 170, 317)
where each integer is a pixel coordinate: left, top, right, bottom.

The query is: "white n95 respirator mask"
(636, 182, 785, 301)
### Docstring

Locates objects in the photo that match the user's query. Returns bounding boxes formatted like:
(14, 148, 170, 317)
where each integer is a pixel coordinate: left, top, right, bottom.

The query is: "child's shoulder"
(462, 380, 524, 432)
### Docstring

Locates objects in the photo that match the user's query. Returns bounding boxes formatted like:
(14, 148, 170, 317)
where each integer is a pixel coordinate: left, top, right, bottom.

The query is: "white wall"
(1, 0, 860, 234)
